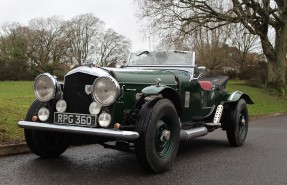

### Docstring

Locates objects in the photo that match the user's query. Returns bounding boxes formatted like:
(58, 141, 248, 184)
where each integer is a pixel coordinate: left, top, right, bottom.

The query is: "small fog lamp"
(89, 101, 101, 115)
(114, 123, 121, 129)
(56, 100, 67, 113)
(98, 112, 111, 127)
(38, 107, 50, 122)
(32, 116, 38, 122)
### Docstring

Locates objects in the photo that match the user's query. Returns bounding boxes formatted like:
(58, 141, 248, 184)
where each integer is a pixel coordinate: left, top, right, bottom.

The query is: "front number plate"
(54, 112, 97, 127)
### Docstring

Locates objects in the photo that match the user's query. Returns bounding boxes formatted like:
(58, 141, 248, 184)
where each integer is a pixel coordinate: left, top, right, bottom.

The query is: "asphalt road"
(1, 115, 287, 185)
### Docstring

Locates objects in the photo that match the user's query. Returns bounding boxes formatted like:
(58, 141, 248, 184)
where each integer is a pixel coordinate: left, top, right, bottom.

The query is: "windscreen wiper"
(136, 50, 150, 56)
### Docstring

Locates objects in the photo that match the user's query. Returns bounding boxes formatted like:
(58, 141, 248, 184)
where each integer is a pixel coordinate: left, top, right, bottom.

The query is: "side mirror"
(197, 66, 206, 74)
(195, 66, 206, 79)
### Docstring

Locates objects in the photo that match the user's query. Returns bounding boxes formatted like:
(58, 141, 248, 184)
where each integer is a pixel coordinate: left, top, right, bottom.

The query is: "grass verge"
(0, 81, 34, 144)
(226, 80, 287, 116)
(0, 80, 286, 144)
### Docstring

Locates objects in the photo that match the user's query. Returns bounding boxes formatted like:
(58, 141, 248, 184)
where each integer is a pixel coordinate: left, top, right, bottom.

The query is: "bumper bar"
(18, 121, 139, 140)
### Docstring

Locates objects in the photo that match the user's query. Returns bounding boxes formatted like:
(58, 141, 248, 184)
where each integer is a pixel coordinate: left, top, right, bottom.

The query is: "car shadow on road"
(178, 137, 230, 155)
(18, 137, 232, 183)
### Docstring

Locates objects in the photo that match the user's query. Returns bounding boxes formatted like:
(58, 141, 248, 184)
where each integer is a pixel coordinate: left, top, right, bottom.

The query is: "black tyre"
(226, 99, 249, 147)
(24, 100, 69, 158)
(135, 99, 180, 173)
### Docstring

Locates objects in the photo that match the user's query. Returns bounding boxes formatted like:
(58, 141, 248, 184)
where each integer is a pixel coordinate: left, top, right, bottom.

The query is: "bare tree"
(158, 24, 231, 71)
(194, 26, 231, 70)
(66, 13, 104, 65)
(27, 16, 69, 74)
(0, 23, 29, 61)
(95, 28, 131, 67)
(228, 24, 261, 70)
(0, 13, 132, 78)
(0, 23, 32, 79)
(136, 0, 287, 95)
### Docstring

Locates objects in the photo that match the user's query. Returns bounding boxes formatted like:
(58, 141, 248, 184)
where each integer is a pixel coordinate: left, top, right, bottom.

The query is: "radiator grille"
(63, 73, 97, 114)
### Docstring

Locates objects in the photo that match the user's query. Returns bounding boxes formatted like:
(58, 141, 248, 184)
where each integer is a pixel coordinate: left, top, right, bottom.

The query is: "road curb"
(0, 143, 30, 157)
(1, 113, 286, 157)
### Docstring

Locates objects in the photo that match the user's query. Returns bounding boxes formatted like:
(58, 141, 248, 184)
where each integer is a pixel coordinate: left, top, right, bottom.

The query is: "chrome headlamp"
(92, 76, 120, 106)
(34, 73, 57, 102)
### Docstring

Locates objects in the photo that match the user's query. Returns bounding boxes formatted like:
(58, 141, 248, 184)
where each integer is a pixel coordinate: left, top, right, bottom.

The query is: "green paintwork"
(58, 65, 252, 127)
(108, 69, 178, 124)
(112, 69, 176, 86)
(23, 53, 254, 145)
(105, 67, 230, 125)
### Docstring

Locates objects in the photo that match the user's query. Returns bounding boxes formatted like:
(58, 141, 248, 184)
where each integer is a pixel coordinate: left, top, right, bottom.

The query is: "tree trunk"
(267, 23, 287, 96)
(267, 60, 286, 95)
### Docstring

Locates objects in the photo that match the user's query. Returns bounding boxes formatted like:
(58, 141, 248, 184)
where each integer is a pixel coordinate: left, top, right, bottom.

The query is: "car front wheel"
(135, 98, 180, 173)
(24, 100, 69, 158)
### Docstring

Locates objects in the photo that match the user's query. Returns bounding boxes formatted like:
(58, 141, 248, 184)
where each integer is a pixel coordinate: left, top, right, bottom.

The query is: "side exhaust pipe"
(180, 126, 208, 141)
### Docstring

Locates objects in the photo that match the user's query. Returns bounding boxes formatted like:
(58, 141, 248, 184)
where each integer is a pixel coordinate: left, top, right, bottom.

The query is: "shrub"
(0, 60, 36, 81)
(238, 61, 268, 87)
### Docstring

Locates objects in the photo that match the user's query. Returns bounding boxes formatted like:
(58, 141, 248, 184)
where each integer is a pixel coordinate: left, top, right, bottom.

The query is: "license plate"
(54, 112, 97, 127)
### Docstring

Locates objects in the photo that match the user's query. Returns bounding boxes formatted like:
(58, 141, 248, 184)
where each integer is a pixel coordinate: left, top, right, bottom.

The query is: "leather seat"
(199, 81, 212, 91)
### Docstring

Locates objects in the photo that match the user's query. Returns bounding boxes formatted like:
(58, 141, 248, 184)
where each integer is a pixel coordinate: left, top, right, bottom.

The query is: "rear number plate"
(54, 112, 97, 126)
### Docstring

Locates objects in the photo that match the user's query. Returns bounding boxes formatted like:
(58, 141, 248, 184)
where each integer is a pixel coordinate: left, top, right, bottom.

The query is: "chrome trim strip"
(126, 66, 195, 74)
(228, 90, 240, 101)
(65, 66, 110, 77)
(18, 121, 139, 140)
(127, 65, 196, 67)
(202, 105, 216, 118)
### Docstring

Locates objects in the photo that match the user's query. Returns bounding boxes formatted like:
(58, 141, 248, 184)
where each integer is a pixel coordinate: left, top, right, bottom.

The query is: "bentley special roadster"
(18, 50, 253, 173)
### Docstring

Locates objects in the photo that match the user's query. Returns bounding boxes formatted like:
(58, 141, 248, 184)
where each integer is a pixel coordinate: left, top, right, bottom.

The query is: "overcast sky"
(0, 0, 149, 51)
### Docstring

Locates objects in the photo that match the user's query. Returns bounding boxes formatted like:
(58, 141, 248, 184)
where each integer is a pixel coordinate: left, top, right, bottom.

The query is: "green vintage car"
(18, 50, 253, 173)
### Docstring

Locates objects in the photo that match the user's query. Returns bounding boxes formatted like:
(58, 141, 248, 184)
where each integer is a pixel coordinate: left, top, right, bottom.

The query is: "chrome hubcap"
(241, 116, 246, 126)
(239, 112, 247, 139)
(160, 130, 171, 141)
(156, 119, 173, 158)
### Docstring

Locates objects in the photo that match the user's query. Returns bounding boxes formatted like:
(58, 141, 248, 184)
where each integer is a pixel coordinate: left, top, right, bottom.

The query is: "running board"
(180, 127, 208, 141)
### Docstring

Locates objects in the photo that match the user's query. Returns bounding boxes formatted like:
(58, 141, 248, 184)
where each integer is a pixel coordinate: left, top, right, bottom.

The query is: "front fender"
(141, 85, 183, 116)
(141, 85, 167, 95)
(225, 91, 254, 104)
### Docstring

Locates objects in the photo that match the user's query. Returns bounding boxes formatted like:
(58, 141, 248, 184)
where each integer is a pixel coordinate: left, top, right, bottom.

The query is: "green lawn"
(0, 81, 34, 144)
(0, 80, 286, 144)
(226, 80, 287, 116)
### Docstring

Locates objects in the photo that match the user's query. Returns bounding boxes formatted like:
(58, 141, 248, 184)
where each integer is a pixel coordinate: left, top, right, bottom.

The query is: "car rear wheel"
(24, 100, 69, 158)
(135, 99, 180, 173)
(226, 99, 249, 147)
